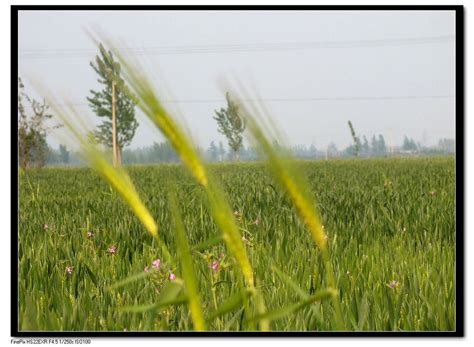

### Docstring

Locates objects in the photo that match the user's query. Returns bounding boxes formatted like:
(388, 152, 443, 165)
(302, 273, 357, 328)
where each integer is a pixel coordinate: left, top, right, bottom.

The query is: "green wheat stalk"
(168, 187, 206, 331)
(93, 36, 256, 291)
(222, 81, 345, 330)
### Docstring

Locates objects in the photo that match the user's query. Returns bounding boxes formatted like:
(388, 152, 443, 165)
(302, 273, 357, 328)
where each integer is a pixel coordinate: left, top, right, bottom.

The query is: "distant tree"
(402, 136, 413, 151)
(46, 146, 59, 165)
(377, 135, 387, 155)
(402, 136, 409, 150)
(342, 145, 356, 157)
(18, 77, 59, 169)
(438, 138, 455, 153)
(207, 141, 219, 161)
(30, 135, 50, 168)
(59, 144, 70, 164)
(151, 141, 178, 162)
(404, 136, 419, 151)
(362, 136, 370, 156)
(347, 121, 361, 157)
(87, 43, 138, 165)
(370, 135, 378, 155)
(213, 92, 246, 160)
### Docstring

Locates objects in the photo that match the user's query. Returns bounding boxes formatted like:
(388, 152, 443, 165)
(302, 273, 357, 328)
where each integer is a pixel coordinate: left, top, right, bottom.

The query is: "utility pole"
(111, 80, 118, 166)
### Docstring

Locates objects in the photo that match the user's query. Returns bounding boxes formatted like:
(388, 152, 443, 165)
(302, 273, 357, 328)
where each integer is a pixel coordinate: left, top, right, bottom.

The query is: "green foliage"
(402, 136, 418, 151)
(87, 44, 138, 152)
(371, 135, 387, 156)
(18, 77, 57, 169)
(224, 89, 344, 329)
(21, 37, 454, 334)
(214, 93, 246, 160)
(438, 139, 455, 153)
(18, 158, 455, 331)
(206, 141, 219, 161)
(122, 141, 179, 164)
(59, 145, 70, 164)
(347, 121, 361, 157)
(378, 135, 387, 155)
(168, 189, 206, 331)
(99, 46, 257, 293)
(362, 136, 370, 156)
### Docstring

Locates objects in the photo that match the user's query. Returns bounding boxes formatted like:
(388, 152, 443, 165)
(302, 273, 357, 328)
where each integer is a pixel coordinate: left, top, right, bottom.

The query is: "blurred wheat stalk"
(29, 33, 343, 331)
(221, 81, 345, 330)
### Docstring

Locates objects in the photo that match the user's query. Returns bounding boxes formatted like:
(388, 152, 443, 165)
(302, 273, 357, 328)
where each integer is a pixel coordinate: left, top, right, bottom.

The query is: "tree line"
(18, 43, 455, 169)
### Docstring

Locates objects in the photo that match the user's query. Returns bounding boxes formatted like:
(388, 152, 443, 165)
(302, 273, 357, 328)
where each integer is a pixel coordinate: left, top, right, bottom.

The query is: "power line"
(45, 94, 455, 107)
(20, 35, 454, 53)
(19, 35, 455, 60)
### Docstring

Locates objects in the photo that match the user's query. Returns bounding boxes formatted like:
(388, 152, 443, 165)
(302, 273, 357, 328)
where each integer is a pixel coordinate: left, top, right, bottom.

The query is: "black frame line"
(11, 4, 464, 338)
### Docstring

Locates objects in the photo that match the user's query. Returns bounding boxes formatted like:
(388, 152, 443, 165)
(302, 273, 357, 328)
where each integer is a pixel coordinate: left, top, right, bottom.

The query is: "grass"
(18, 157, 455, 331)
(19, 37, 455, 332)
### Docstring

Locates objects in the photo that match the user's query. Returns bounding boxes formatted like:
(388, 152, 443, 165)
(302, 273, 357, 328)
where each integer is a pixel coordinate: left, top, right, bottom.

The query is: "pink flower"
(108, 245, 117, 254)
(87, 230, 94, 238)
(152, 259, 161, 268)
(210, 260, 219, 272)
(169, 273, 176, 280)
(65, 266, 73, 275)
(388, 280, 400, 289)
(144, 265, 149, 272)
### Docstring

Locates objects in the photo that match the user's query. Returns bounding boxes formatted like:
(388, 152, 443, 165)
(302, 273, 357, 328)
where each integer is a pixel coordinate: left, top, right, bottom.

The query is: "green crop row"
(18, 157, 455, 331)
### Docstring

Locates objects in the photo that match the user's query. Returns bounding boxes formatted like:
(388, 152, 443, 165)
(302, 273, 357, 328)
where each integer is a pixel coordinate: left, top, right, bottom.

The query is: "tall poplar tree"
(347, 120, 361, 157)
(214, 92, 246, 161)
(87, 43, 138, 164)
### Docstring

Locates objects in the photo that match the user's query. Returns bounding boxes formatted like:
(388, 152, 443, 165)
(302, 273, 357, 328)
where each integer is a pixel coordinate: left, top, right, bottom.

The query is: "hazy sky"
(18, 10, 456, 150)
